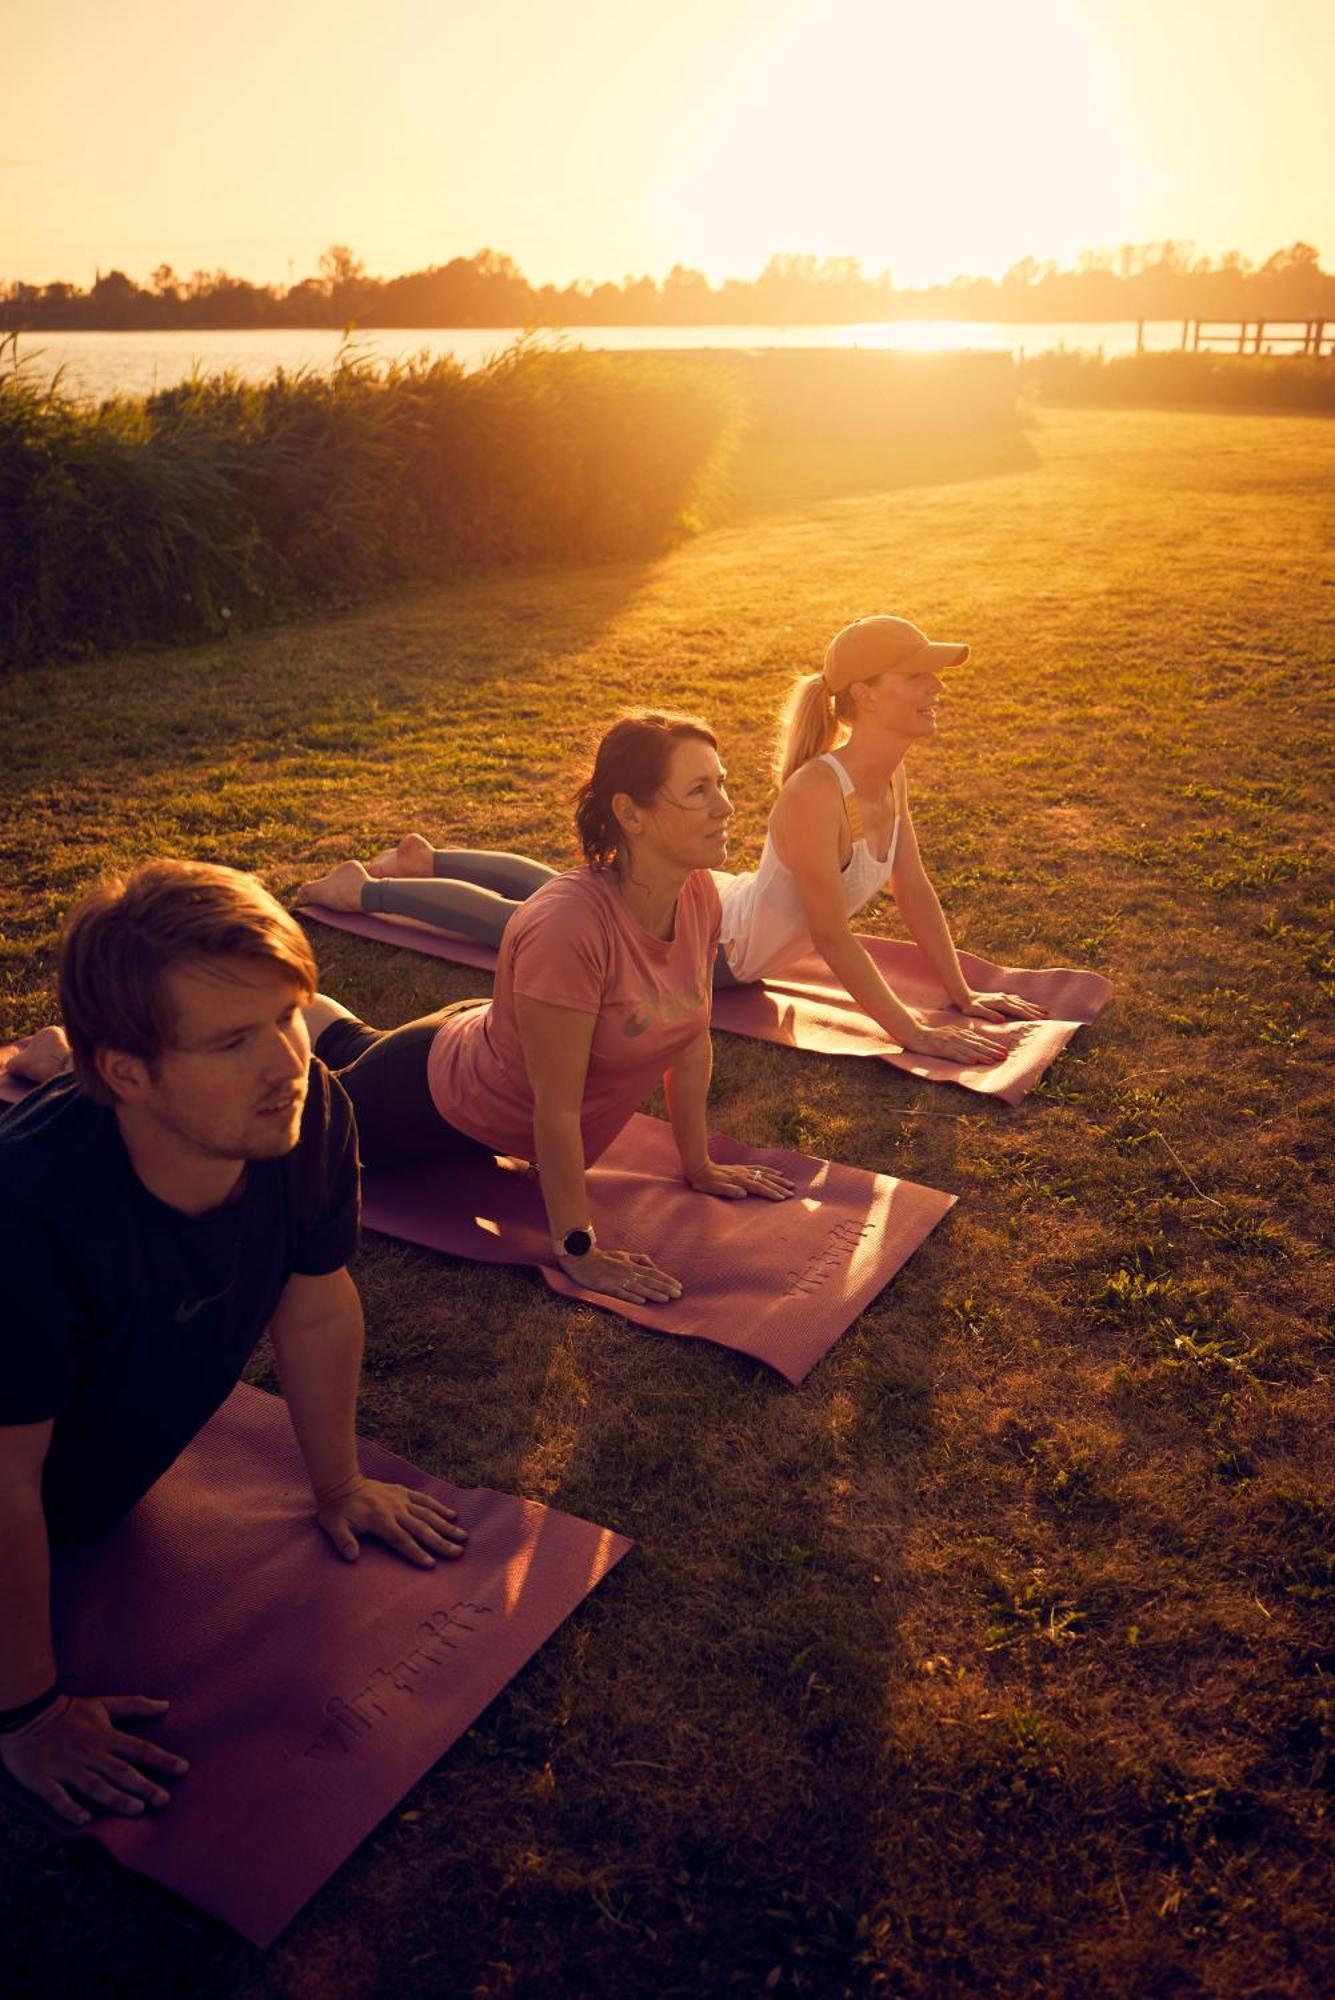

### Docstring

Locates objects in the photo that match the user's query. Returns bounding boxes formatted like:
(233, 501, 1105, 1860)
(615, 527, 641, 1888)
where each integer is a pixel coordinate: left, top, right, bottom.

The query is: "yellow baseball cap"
(823, 615, 970, 694)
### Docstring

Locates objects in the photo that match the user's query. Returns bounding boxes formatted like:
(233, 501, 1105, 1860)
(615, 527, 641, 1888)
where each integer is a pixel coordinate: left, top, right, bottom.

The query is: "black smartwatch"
(558, 1225, 595, 1259)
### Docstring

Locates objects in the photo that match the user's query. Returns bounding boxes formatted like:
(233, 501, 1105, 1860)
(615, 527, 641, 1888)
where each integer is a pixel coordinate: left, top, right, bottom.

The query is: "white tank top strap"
(817, 750, 855, 791)
(819, 750, 902, 861)
(818, 751, 864, 843)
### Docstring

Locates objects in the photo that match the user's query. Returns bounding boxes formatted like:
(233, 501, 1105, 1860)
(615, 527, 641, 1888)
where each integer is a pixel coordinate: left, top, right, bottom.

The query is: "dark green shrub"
(0, 337, 738, 666)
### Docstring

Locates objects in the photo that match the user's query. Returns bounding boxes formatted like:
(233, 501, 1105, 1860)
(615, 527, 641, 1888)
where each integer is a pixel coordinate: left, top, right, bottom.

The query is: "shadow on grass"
(401, 1108, 974, 1994)
(0, 552, 659, 788)
(0, 556, 658, 991)
(251, 1020, 968, 1992)
(358, 1347, 933, 1994)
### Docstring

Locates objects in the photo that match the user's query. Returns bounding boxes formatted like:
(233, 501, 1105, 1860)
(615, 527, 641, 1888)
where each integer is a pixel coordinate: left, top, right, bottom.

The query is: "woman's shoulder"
(501, 869, 616, 993)
(516, 866, 604, 913)
(683, 867, 723, 917)
(507, 866, 614, 946)
(771, 755, 846, 826)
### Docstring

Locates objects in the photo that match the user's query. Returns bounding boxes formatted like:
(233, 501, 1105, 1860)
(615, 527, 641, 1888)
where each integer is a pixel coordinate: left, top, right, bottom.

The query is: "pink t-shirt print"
(426, 867, 722, 1168)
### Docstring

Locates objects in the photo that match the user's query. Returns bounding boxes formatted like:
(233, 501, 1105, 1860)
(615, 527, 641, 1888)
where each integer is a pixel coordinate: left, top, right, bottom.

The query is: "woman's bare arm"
(665, 1027, 794, 1202)
(890, 783, 1046, 1024)
(771, 767, 1007, 1063)
(514, 994, 682, 1302)
(885, 781, 973, 1006)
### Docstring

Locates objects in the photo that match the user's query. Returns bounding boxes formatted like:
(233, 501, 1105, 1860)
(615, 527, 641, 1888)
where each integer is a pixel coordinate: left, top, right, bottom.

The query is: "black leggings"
(315, 1004, 496, 1174)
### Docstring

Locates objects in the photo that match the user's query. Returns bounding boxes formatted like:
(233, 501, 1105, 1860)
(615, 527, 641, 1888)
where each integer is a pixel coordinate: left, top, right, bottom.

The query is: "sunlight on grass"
(2, 405, 1332, 1996)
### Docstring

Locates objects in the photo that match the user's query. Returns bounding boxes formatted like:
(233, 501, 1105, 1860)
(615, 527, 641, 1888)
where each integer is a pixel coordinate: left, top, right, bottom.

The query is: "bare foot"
(8, 1024, 73, 1082)
(297, 860, 373, 911)
(367, 833, 436, 879)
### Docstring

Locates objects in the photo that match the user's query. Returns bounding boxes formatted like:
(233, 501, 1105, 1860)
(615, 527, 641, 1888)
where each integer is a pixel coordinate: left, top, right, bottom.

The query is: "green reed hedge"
(0, 339, 740, 665)
(0, 340, 1029, 666)
(1024, 347, 1335, 412)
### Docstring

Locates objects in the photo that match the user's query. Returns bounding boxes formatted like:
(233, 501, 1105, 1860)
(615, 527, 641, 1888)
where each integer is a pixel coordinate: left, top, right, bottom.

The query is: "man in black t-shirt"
(0, 861, 468, 1829)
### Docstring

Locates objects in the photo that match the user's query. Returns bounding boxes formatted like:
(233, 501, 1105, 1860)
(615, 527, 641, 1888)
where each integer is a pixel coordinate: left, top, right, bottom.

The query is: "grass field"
(2, 407, 1333, 1999)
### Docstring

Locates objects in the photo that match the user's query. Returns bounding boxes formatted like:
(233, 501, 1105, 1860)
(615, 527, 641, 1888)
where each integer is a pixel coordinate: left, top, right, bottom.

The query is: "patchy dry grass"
(1, 407, 1332, 1998)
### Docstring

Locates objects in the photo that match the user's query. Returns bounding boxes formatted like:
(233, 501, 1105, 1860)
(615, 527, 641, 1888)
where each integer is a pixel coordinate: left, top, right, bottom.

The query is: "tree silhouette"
(2, 242, 1332, 332)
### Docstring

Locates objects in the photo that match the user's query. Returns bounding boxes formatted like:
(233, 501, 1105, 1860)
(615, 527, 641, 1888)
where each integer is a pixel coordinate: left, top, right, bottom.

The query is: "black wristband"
(0, 1682, 63, 1734)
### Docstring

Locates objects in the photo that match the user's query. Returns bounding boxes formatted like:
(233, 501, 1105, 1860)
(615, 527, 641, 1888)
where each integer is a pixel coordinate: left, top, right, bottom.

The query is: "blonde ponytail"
(775, 671, 850, 788)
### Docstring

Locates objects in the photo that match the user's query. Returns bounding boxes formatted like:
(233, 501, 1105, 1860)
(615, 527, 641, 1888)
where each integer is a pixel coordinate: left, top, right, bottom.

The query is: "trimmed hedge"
(1024, 347, 1335, 413)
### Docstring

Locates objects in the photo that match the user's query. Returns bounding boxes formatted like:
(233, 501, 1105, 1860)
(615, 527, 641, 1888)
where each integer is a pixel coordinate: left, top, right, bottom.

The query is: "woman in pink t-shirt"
(305, 715, 793, 1303)
(300, 617, 1046, 1067)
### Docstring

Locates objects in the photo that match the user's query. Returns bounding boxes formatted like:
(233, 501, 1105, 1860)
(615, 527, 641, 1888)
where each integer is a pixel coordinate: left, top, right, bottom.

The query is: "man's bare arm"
(0, 1420, 186, 1823)
(0, 1420, 58, 1708)
(269, 1267, 468, 1567)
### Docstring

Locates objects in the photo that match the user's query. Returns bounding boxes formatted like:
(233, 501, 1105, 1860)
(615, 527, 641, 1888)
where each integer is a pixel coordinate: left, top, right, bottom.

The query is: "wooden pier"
(1135, 318, 1333, 357)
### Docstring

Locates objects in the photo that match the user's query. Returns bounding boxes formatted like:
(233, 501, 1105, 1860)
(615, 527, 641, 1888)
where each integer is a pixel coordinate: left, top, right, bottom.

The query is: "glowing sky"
(2, 0, 1331, 290)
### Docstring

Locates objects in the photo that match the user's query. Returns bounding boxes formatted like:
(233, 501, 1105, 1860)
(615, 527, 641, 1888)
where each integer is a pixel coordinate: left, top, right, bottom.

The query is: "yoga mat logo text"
(784, 1217, 874, 1297)
(298, 1602, 494, 1759)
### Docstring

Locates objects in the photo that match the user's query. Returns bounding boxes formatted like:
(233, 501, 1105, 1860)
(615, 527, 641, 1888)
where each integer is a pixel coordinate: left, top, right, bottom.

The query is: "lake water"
(7, 320, 1188, 404)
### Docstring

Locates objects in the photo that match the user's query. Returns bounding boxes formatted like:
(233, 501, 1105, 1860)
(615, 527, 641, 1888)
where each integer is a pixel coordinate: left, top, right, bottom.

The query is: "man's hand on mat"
(557, 1245, 683, 1304)
(957, 989, 1048, 1024)
(0, 1693, 188, 1825)
(686, 1161, 796, 1202)
(902, 1017, 1009, 1066)
(316, 1476, 469, 1568)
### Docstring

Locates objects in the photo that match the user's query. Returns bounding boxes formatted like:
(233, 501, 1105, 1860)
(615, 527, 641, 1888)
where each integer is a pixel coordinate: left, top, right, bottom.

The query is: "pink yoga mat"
(362, 1112, 955, 1385)
(17, 1384, 630, 1946)
(713, 941, 1111, 1106)
(300, 905, 1111, 1105)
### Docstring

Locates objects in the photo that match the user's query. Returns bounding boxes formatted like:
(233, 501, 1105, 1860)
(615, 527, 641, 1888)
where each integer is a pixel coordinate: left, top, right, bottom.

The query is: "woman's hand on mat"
(957, 989, 1047, 1024)
(557, 1246, 683, 1304)
(316, 1476, 469, 1568)
(686, 1161, 796, 1202)
(0, 1693, 188, 1825)
(901, 1016, 1009, 1066)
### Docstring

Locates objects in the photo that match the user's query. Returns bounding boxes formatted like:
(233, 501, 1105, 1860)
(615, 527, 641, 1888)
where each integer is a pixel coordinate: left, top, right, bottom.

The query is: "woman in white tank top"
(712, 614, 1046, 1068)
(298, 616, 1045, 1066)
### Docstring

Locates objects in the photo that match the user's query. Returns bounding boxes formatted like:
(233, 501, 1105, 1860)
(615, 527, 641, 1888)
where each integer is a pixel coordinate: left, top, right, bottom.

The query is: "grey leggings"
(361, 849, 558, 949)
(361, 846, 742, 984)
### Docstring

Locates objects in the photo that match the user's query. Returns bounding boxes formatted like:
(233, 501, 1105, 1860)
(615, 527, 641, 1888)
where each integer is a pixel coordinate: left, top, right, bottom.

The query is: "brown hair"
(59, 859, 318, 1104)
(574, 712, 718, 870)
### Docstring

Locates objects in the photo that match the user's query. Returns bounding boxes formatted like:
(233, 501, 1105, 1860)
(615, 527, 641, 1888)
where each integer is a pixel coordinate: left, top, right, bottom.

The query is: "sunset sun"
(668, 0, 1141, 284)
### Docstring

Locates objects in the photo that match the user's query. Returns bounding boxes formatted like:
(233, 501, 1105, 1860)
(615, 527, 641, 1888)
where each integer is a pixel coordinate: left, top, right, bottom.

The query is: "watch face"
(562, 1228, 593, 1258)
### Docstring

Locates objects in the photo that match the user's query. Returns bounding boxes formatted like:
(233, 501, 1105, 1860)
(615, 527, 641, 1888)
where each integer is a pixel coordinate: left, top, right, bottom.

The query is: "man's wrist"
(0, 1682, 63, 1735)
(314, 1470, 366, 1507)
